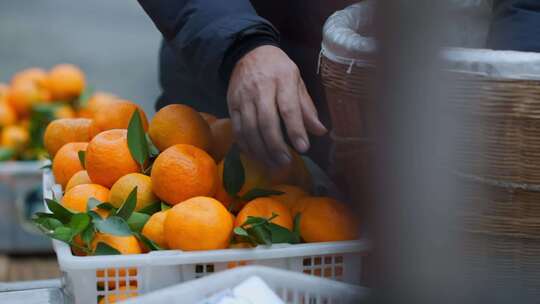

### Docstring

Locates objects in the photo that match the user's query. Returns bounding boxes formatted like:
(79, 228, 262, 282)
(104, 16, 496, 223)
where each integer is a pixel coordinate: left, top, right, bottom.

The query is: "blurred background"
(0, 0, 161, 116)
(0, 0, 161, 281)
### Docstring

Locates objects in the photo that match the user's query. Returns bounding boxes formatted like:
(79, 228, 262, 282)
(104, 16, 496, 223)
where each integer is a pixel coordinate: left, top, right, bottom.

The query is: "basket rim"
(122, 265, 369, 304)
(52, 239, 370, 270)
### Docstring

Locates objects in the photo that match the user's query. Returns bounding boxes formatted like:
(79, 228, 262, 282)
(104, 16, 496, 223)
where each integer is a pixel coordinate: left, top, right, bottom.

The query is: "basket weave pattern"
(320, 55, 375, 205)
(451, 73, 540, 290)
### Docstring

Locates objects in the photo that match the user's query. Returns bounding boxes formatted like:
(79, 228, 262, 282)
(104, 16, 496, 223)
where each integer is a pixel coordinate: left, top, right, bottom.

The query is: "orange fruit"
(210, 118, 234, 162)
(200, 112, 218, 124)
(0, 102, 16, 127)
(149, 104, 212, 152)
(86, 129, 140, 188)
(65, 170, 92, 191)
(109, 173, 158, 210)
(270, 184, 309, 211)
(98, 286, 138, 304)
(141, 210, 169, 249)
(269, 150, 312, 191)
(215, 154, 269, 210)
(62, 183, 110, 212)
(92, 233, 140, 290)
(151, 144, 217, 205)
(235, 197, 293, 230)
(297, 197, 359, 243)
(164, 196, 233, 251)
(93, 99, 148, 132)
(47, 64, 85, 101)
(0, 83, 9, 103)
(11, 68, 48, 86)
(91, 233, 142, 254)
(44, 118, 98, 157)
(77, 91, 117, 119)
(7, 80, 50, 117)
(52, 142, 87, 188)
(54, 104, 76, 119)
(0, 125, 28, 150)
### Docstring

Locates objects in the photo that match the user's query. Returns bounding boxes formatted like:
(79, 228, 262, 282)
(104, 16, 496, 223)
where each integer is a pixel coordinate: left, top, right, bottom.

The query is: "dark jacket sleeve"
(138, 0, 279, 93)
(487, 0, 540, 52)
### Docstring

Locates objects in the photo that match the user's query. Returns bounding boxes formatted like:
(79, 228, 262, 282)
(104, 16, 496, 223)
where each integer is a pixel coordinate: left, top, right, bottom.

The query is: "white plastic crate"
(123, 266, 368, 304)
(0, 161, 52, 253)
(43, 169, 370, 304)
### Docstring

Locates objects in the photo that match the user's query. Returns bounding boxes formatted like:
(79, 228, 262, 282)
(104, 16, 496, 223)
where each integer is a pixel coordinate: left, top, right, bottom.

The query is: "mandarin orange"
(149, 104, 212, 152)
(52, 142, 87, 188)
(164, 196, 233, 251)
(85, 129, 140, 188)
(151, 144, 217, 205)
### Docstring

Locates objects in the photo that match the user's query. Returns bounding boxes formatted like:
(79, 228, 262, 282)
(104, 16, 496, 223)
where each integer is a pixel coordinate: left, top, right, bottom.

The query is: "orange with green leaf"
(33, 102, 359, 263)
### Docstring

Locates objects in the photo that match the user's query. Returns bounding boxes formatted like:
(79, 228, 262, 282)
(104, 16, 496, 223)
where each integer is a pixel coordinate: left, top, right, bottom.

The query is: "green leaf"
(86, 198, 102, 212)
(75, 87, 94, 108)
(223, 146, 245, 197)
(96, 202, 116, 211)
(0, 148, 15, 161)
(249, 225, 271, 245)
(233, 227, 249, 237)
(267, 223, 299, 244)
(45, 199, 73, 224)
(87, 210, 103, 221)
(127, 212, 150, 232)
(52, 226, 73, 242)
(32, 214, 63, 232)
(241, 188, 284, 202)
(93, 242, 121, 256)
(68, 213, 90, 237)
(127, 109, 149, 168)
(33, 212, 59, 220)
(40, 162, 52, 170)
(94, 216, 132, 236)
(115, 187, 137, 220)
(29, 104, 56, 149)
(138, 202, 161, 215)
(161, 202, 171, 211)
(146, 134, 160, 157)
(135, 232, 163, 251)
(78, 151, 86, 169)
(81, 223, 95, 247)
(242, 216, 268, 227)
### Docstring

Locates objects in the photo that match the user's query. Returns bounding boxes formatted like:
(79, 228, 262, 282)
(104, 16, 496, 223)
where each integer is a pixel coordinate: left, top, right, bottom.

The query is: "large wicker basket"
(320, 2, 376, 207)
(445, 48, 540, 293)
(321, 0, 540, 293)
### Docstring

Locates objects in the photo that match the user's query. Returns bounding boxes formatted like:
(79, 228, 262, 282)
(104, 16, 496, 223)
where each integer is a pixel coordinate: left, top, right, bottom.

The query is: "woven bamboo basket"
(446, 52, 540, 291)
(320, 2, 376, 207)
(321, 0, 540, 293)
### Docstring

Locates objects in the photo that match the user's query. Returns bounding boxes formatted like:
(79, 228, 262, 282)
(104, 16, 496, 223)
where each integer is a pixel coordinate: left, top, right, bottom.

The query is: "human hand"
(227, 45, 327, 166)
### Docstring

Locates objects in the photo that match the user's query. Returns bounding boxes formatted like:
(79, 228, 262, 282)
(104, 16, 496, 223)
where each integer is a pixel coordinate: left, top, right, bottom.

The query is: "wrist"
(221, 25, 280, 83)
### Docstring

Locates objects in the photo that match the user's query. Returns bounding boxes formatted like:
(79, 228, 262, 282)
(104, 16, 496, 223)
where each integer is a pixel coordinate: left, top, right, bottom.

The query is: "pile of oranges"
(37, 100, 359, 256)
(0, 64, 90, 160)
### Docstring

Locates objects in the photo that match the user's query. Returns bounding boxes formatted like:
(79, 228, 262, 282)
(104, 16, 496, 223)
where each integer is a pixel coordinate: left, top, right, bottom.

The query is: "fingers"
(229, 109, 249, 154)
(298, 79, 327, 136)
(257, 88, 292, 166)
(239, 100, 274, 165)
(277, 74, 310, 154)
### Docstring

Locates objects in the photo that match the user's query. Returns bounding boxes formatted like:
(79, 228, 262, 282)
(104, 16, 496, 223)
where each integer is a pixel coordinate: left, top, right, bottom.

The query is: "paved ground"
(0, 255, 59, 281)
(0, 0, 161, 115)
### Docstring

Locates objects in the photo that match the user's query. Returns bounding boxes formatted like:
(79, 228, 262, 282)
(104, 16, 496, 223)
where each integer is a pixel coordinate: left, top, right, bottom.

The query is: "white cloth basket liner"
(321, 0, 492, 62)
(122, 266, 368, 304)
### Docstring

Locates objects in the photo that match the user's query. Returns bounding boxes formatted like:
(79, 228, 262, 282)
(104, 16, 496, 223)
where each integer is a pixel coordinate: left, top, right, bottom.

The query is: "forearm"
(138, 0, 279, 91)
